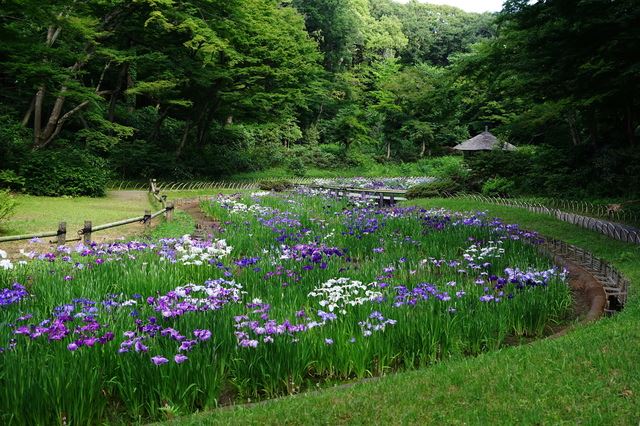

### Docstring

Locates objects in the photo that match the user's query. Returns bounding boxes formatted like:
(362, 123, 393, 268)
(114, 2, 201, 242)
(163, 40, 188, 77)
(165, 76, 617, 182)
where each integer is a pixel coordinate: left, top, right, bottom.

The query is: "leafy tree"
(370, 0, 496, 66)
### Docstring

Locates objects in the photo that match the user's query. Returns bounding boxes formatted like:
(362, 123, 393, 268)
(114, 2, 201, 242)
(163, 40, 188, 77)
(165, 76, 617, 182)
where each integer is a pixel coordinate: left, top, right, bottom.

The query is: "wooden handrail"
(0, 205, 173, 245)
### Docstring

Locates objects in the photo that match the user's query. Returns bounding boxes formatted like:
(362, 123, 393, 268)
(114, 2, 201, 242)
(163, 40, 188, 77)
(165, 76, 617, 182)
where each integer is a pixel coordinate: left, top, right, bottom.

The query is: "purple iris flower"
(174, 354, 188, 364)
(151, 355, 169, 365)
(193, 329, 212, 341)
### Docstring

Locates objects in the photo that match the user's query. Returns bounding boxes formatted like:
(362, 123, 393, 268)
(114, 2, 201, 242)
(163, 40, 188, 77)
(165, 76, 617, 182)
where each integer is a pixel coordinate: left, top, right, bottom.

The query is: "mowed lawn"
(158, 197, 640, 425)
(0, 190, 153, 236)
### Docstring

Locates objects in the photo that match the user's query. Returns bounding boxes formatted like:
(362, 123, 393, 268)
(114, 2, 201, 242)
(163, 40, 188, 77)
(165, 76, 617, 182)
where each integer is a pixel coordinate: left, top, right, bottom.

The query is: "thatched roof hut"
(453, 128, 517, 152)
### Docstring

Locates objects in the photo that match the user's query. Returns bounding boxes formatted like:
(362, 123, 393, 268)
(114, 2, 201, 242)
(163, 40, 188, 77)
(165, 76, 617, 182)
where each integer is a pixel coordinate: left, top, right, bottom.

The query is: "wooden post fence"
(166, 203, 174, 222)
(83, 221, 92, 244)
(143, 210, 151, 231)
(57, 222, 66, 245)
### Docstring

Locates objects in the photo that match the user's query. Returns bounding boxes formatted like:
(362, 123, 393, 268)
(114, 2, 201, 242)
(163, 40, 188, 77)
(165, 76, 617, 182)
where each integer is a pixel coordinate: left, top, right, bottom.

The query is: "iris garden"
(0, 188, 572, 424)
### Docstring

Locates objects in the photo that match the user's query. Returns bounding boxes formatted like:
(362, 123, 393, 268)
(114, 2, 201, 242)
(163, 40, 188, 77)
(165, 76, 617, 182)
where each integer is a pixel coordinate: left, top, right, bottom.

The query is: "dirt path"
(177, 199, 220, 239)
(559, 254, 607, 322)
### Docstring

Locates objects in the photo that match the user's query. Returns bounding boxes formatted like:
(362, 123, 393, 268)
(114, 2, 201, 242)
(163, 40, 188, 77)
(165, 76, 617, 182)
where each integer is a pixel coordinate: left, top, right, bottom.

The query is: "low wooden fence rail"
(538, 237, 630, 313)
(515, 197, 640, 226)
(0, 205, 174, 245)
(109, 177, 319, 191)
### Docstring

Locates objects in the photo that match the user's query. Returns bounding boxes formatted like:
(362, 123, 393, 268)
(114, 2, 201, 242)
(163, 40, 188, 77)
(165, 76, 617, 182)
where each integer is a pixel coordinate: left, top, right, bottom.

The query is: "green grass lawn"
(160, 197, 640, 425)
(0, 191, 153, 236)
(0, 189, 248, 238)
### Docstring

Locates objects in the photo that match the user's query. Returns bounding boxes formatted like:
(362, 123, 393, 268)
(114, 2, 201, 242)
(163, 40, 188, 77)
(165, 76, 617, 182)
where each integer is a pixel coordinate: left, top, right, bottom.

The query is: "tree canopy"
(0, 0, 638, 197)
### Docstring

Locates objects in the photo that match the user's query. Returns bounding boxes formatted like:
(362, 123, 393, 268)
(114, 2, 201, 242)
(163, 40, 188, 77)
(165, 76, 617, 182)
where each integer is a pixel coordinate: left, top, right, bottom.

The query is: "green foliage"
(0, 190, 17, 224)
(0, 116, 30, 172)
(20, 149, 109, 197)
(405, 179, 462, 199)
(258, 179, 293, 192)
(465, 145, 640, 199)
(0, 0, 639, 200)
(417, 156, 469, 181)
(482, 177, 515, 198)
(286, 156, 307, 177)
(285, 144, 341, 170)
(0, 170, 25, 191)
(370, 0, 496, 66)
(405, 156, 471, 199)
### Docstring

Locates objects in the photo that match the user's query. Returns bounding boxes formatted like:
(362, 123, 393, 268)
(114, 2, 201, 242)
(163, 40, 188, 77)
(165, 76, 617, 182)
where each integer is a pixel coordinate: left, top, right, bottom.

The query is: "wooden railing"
(108, 177, 319, 191)
(0, 209, 171, 245)
(538, 237, 630, 313)
(0, 184, 174, 245)
(311, 185, 407, 207)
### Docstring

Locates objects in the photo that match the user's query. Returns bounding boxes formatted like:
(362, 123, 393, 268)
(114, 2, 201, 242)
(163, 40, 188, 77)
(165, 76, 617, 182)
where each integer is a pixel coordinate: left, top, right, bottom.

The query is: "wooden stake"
(166, 203, 174, 222)
(56, 222, 66, 245)
(144, 210, 151, 230)
(83, 221, 92, 244)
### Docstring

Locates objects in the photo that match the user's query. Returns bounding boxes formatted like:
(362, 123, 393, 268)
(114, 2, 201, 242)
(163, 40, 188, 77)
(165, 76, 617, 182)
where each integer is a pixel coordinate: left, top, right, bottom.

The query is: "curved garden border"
(537, 237, 629, 315)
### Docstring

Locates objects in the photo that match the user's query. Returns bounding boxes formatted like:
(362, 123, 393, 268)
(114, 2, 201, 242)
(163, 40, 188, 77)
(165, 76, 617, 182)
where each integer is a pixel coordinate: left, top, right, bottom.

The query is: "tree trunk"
(39, 100, 90, 148)
(39, 86, 69, 144)
(33, 87, 45, 144)
(196, 97, 221, 147)
(176, 121, 191, 158)
(567, 114, 581, 146)
(108, 63, 129, 122)
(22, 97, 35, 127)
(29, 5, 133, 148)
(420, 140, 426, 157)
(149, 106, 170, 142)
(626, 105, 636, 145)
(386, 141, 391, 159)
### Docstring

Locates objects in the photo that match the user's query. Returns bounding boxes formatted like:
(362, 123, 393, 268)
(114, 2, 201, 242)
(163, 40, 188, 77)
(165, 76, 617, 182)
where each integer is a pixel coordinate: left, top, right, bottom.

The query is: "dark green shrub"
(286, 156, 307, 177)
(481, 177, 515, 197)
(0, 115, 30, 172)
(0, 170, 26, 191)
(288, 145, 340, 170)
(258, 179, 293, 192)
(405, 179, 463, 199)
(406, 156, 472, 199)
(0, 189, 17, 224)
(21, 148, 109, 197)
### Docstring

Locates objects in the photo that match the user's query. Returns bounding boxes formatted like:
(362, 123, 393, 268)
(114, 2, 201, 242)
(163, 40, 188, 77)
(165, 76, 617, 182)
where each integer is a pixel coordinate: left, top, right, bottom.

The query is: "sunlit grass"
(0, 191, 153, 236)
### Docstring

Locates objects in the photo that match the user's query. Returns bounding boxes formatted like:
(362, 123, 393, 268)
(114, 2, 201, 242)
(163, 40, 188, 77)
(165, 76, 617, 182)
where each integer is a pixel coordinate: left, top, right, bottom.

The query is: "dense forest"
(0, 0, 638, 197)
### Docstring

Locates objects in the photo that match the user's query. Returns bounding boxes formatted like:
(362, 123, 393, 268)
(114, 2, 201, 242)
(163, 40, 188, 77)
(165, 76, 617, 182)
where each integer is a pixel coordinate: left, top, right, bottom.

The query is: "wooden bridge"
(311, 185, 407, 207)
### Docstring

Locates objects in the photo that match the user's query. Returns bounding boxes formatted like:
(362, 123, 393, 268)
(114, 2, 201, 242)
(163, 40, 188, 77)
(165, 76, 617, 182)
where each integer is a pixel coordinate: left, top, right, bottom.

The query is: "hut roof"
(453, 130, 517, 151)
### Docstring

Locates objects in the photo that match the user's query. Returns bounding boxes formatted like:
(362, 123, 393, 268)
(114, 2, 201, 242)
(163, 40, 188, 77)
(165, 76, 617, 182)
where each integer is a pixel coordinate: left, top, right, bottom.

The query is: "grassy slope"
(162, 198, 640, 425)
(229, 165, 429, 180)
(0, 191, 153, 236)
(163, 189, 252, 200)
